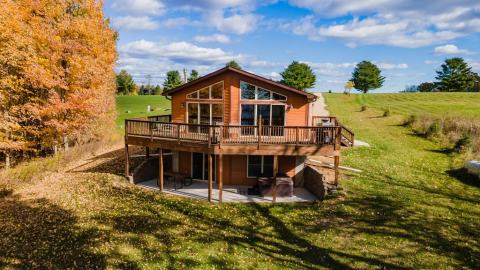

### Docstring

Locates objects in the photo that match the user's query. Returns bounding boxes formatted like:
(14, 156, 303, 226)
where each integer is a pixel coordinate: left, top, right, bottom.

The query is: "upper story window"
(240, 81, 287, 101)
(187, 81, 224, 100)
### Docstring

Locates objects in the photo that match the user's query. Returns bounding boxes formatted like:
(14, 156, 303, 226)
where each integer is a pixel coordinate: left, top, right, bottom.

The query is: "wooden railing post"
(257, 117, 262, 149)
(208, 126, 212, 148)
(295, 127, 299, 146)
(177, 123, 181, 144)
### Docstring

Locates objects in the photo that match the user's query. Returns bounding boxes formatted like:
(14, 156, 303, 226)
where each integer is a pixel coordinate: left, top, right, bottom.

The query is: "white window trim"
(247, 155, 273, 178)
(240, 81, 287, 101)
(186, 81, 224, 100)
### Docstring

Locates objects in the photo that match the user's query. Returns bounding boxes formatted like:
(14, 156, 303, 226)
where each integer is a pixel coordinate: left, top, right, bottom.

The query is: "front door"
(192, 153, 215, 181)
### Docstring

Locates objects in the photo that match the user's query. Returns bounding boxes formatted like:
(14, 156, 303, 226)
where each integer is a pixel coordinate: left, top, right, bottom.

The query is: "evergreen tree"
(435, 58, 478, 92)
(280, 61, 316, 90)
(188, 69, 199, 82)
(116, 70, 136, 95)
(163, 70, 183, 90)
(226, 60, 242, 70)
(351, 61, 385, 93)
(154, 85, 162, 95)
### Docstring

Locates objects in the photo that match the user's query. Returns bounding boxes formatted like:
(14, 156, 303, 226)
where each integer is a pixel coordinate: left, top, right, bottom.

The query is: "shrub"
(404, 115, 417, 127)
(360, 105, 367, 112)
(426, 121, 442, 138)
(383, 107, 391, 117)
(454, 134, 473, 153)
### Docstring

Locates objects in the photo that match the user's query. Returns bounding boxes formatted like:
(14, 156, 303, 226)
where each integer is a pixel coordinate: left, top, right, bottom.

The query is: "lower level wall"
(303, 165, 327, 200)
(131, 157, 158, 184)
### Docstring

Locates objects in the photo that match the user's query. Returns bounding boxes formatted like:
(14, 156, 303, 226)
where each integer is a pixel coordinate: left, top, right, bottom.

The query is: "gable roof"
(162, 66, 317, 101)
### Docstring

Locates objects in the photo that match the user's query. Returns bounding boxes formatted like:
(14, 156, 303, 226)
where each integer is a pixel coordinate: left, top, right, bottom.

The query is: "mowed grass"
(116, 95, 171, 130)
(0, 93, 479, 269)
(356, 92, 480, 118)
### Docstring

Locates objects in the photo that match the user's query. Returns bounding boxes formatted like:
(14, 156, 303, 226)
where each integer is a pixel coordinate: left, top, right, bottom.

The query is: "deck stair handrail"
(312, 116, 354, 147)
(125, 117, 343, 148)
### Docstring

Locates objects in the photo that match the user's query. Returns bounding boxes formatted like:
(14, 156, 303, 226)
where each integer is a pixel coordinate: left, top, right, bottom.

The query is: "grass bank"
(116, 95, 171, 130)
(0, 93, 478, 269)
(356, 92, 480, 119)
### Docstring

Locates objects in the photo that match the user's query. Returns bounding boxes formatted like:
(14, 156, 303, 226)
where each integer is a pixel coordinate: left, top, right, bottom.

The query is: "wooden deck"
(125, 115, 350, 156)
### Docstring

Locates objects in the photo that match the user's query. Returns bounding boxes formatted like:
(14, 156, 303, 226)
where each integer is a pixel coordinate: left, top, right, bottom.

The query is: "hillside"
(355, 92, 480, 118)
(116, 95, 171, 130)
(0, 93, 478, 269)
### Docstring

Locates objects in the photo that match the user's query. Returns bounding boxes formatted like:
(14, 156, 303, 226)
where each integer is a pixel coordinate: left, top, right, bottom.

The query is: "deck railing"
(126, 118, 343, 149)
(312, 116, 354, 147)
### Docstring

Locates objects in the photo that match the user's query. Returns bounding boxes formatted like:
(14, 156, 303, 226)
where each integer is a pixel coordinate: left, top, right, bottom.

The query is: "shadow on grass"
(69, 146, 145, 176)
(447, 168, 480, 188)
(0, 192, 107, 269)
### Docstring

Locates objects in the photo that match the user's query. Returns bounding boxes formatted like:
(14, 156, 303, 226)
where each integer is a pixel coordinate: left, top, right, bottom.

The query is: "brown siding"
(178, 151, 191, 176)
(170, 70, 310, 126)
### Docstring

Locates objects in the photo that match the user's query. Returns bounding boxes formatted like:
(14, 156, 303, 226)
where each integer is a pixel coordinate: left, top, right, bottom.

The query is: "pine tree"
(226, 60, 242, 70)
(435, 58, 478, 92)
(163, 70, 183, 90)
(116, 70, 136, 95)
(188, 70, 199, 82)
(280, 61, 316, 90)
(351, 61, 385, 93)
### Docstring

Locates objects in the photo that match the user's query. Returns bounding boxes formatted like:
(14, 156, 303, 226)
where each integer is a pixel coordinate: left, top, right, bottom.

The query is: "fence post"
(177, 123, 181, 144)
(208, 126, 212, 148)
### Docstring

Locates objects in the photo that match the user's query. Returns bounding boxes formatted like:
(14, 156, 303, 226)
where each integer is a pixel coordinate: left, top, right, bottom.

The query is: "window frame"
(186, 102, 224, 126)
(186, 81, 224, 100)
(240, 81, 287, 101)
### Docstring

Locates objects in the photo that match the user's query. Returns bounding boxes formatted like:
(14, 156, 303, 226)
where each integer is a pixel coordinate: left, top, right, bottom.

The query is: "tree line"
(0, 0, 116, 168)
(404, 58, 480, 93)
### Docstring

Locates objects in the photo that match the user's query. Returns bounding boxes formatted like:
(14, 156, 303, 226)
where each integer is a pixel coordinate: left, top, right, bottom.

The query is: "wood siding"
(169, 70, 310, 126)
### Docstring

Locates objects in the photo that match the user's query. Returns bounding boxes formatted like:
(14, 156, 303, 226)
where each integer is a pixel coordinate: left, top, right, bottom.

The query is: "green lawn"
(0, 93, 479, 269)
(356, 92, 480, 118)
(116, 95, 171, 129)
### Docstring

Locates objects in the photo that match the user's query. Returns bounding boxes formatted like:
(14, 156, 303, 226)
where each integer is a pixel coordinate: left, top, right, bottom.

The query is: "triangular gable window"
(186, 81, 223, 100)
(240, 81, 287, 101)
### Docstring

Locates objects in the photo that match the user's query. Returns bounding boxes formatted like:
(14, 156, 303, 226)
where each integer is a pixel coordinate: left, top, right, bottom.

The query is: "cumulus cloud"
(194, 34, 231, 44)
(112, 16, 159, 30)
(206, 11, 261, 34)
(111, 0, 165, 15)
(120, 40, 245, 65)
(285, 0, 480, 48)
(433, 44, 473, 55)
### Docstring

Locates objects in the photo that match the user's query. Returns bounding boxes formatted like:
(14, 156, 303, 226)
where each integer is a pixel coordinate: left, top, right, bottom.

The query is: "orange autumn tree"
(0, 0, 117, 167)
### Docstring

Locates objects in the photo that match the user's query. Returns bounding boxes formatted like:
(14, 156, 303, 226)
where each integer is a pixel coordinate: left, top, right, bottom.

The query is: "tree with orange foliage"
(0, 0, 117, 167)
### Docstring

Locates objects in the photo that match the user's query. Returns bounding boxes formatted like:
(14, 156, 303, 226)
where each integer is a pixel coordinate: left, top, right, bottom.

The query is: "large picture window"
(187, 81, 224, 100)
(240, 81, 287, 101)
(247, 155, 273, 177)
(187, 103, 223, 133)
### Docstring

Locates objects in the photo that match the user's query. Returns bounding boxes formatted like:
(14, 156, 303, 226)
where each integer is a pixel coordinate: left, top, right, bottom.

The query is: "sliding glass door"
(240, 104, 285, 136)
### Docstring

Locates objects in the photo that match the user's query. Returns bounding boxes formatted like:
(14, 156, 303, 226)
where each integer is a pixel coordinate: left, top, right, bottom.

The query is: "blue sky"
(104, 0, 480, 92)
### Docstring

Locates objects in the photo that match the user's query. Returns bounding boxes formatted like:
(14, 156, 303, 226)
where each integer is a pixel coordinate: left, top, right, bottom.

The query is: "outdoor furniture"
(258, 175, 293, 197)
(164, 171, 188, 190)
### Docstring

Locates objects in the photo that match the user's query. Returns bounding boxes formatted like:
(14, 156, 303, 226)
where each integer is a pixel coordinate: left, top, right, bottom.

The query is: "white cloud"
(159, 17, 195, 28)
(424, 60, 440, 65)
(112, 16, 159, 30)
(207, 11, 261, 34)
(111, 0, 165, 15)
(377, 63, 408, 70)
(194, 34, 231, 44)
(120, 40, 244, 65)
(285, 1, 480, 48)
(433, 44, 473, 55)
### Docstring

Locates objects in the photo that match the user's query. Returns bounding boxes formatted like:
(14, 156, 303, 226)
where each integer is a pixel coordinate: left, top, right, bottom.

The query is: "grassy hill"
(355, 92, 480, 118)
(116, 95, 171, 130)
(0, 93, 478, 269)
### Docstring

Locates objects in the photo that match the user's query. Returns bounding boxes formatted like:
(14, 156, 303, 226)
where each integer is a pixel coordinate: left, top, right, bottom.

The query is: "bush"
(383, 108, 391, 117)
(426, 121, 442, 138)
(454, 134, 473, 153)
(361, 105, 367, 112)
(404, 115, 417, 127)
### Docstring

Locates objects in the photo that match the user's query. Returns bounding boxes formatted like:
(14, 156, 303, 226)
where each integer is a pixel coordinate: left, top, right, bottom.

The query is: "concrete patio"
(137, 179, 318, 203)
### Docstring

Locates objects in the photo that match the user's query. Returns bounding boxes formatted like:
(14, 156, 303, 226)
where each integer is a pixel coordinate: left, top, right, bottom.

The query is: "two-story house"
(124, 66, 353, 202)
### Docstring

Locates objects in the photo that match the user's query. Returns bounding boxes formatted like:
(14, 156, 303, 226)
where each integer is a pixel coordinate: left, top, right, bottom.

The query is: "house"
(124, 66, 354, 203)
